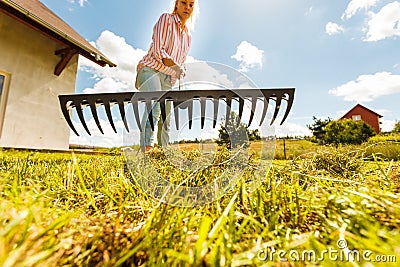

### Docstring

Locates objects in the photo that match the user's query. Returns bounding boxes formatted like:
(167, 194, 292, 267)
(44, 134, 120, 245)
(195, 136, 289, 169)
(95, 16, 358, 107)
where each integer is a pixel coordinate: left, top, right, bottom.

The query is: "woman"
(136, 0, 198, 152)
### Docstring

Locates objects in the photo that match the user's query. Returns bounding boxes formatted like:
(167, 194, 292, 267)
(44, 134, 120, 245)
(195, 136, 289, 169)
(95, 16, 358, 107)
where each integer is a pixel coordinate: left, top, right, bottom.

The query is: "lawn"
(0, 141, 399, 266)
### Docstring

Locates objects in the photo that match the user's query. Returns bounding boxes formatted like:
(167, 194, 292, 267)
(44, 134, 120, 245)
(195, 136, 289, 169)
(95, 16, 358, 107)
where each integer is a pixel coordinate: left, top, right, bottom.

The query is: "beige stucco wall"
(0, 12, 77, 150)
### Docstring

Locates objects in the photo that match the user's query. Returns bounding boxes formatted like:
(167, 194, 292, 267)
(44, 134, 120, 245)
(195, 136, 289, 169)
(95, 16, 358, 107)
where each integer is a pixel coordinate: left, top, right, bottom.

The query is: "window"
(0, 74, 4, 96)
(0, 71, 11, 137)
(352, 115, 361, 121)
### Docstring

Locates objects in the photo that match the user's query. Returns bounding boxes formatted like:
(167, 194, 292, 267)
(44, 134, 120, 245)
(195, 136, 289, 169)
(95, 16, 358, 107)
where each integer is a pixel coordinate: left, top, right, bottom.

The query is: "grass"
(176, 139, 318, 160)
(363, 142, 400, 161)
(0, 142, 399, 266)
(270, 139, 318, 160)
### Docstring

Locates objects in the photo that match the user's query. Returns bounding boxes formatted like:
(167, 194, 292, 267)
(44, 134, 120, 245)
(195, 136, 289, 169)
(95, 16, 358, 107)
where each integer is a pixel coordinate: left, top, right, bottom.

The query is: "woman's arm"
(152, 13, 185, 78)
(151, 15, 176, 71)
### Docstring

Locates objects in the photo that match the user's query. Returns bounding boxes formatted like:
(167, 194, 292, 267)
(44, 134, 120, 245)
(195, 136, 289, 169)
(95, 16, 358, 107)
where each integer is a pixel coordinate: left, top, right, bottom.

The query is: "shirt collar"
(172, 13, 187, 31)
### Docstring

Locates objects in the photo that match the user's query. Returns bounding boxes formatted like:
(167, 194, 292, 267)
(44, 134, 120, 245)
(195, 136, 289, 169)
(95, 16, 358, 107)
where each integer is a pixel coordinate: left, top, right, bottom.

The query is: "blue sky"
(40, 0, 400, 147)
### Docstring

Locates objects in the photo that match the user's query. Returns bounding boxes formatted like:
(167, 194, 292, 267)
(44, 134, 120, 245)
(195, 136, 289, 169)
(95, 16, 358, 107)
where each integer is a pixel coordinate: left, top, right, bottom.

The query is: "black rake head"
(58, 88, 295, 136)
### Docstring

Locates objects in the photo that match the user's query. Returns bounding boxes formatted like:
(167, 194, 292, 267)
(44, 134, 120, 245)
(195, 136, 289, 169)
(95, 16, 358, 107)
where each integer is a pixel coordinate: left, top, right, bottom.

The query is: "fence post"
(283, 138, 287, 160)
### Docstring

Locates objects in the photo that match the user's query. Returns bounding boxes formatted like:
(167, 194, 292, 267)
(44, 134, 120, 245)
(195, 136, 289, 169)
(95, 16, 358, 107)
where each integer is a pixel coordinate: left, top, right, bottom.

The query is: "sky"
(40, 0, 400, 147)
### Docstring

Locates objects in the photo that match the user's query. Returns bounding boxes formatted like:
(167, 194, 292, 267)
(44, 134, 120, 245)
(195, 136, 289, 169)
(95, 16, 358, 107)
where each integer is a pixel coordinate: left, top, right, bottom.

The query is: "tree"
(307, 116, 332, 144)
(393, 121, 400, 133)
(217, 112, 260, 148)
(324, 119, 376, 145)
(248, 129, 261, 142)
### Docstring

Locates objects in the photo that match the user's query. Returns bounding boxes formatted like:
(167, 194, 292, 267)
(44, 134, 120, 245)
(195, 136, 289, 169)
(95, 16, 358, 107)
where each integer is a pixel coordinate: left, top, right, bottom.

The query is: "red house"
(340, 104, 382, 134)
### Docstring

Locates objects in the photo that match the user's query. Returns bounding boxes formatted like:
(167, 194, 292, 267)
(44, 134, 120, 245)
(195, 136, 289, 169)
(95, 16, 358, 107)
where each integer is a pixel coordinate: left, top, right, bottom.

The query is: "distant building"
(0, 0, 115, 150)
(340, 104, 382, 134)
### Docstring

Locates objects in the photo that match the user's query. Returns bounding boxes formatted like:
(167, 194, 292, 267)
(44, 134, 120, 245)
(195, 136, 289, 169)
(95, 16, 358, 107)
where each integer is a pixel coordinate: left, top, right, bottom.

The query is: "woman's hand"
(171, 65, 185, 78)
(162, 58, 185, 78)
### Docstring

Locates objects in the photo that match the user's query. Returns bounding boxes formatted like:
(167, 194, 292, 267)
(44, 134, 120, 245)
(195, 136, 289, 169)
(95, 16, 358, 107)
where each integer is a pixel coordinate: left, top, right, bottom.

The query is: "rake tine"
(160, 98, 167, 130)
(88, 99, 104, 134)
(270, 94, 282, 125)
(259, 97, 269, 126)
(279, 90, 295, 125)
(200, 97, 206, 129)
(131, 99, 141, 132)
(145, 100, 155, 131)
(248, 95, 257, 127)
(187, 100, 193, 129)
(117, 100, 129, 132)
(225, 97, 232, 128)
(59, 88, 295, 135)
(213, 98, 219, 128)
(59, 97, 79, 136)
(103, 100, 117, 133)
(238, 97, 244, 126)
(173, 100, 181, 130)
(75, 101, 91, 135)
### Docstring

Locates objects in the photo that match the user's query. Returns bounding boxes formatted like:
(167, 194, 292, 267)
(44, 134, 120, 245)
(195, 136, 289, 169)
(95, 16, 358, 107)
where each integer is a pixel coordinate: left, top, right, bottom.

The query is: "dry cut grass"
(0, 144, 399, 266)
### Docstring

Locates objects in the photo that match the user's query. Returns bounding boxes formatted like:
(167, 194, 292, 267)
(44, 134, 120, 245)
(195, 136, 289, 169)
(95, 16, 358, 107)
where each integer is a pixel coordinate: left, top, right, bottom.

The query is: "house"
(0, 0, 116, 150)
(340, 104, 382, 134)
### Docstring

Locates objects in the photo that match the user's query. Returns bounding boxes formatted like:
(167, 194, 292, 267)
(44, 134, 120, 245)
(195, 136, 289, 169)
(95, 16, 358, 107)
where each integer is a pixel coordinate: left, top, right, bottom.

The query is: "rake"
(58, 88, 295, 136)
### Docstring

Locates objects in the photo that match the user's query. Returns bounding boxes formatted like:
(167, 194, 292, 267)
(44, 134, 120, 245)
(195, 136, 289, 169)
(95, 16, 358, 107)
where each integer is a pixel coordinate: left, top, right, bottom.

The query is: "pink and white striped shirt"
(138, 13, 192, 86)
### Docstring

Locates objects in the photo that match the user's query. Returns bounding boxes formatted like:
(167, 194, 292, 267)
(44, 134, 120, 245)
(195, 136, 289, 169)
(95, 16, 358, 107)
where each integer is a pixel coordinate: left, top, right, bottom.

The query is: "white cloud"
(72, 30, 147, 146)
(231, 41, 264, 72)
(183, 61, 234, 88)
(79, 30, 146, 93)
(67, 0, 88, 7)
(183, 61, 257, 88)
(78, 0, 87, 6)
(334, 0, 400, 42)
(305, 6, 313, 16)
(380, 118, 396, 131)
(83, 77, 128, 94)
(275, 123, 312, 138)
(325, 22, 345, 35)
(69, 118, 127, 148)
(341, 0, 379, 20)
(329, 72, 400, 102)
(169, 123, 219, 142)
(364, 2, 400, 41)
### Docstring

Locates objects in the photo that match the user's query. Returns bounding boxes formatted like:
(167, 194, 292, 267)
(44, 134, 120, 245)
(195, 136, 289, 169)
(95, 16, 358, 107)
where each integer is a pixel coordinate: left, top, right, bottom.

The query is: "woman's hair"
(170, 0, 199, 31)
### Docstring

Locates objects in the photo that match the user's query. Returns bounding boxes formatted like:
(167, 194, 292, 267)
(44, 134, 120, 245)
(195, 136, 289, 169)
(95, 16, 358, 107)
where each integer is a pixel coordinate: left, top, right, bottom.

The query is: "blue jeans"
(136, 66, 172, 147)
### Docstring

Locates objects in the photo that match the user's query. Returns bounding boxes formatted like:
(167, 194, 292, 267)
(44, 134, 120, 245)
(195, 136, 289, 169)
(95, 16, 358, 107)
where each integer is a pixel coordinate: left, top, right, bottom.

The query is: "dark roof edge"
(340, 104, 383, 119)
(2, 0, 116, 67)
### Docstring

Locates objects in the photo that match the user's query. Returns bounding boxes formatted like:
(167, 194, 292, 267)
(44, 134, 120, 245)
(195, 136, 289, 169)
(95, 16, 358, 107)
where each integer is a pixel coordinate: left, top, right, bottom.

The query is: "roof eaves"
(357, 104, 383, 118)
(339, 104, 383, 119)
(2, 0, 116, 68)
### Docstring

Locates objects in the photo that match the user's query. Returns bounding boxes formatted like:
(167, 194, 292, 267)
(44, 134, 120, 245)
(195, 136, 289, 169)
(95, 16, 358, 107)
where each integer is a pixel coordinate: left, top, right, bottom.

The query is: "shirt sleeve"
(151, 13, 175, 72)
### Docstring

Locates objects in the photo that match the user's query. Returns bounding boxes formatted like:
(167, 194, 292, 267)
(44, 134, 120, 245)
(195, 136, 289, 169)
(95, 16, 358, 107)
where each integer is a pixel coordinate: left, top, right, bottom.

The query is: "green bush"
(307, 116, 332, 144)
(325, 119, 376, 145)
(368, 133, 400, 143)
(393, 121, 400, 133)
(217, 112, 260, 149)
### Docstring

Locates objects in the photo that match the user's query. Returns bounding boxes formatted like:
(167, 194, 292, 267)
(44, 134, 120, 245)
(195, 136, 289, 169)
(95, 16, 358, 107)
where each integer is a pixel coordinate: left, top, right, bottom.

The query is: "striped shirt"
(138, 13, 192, 86)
